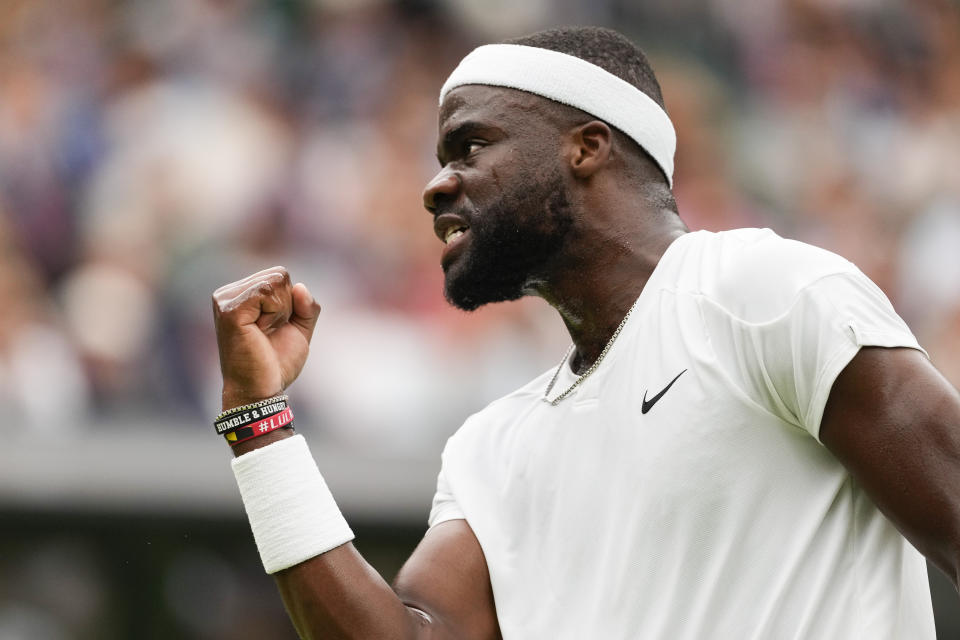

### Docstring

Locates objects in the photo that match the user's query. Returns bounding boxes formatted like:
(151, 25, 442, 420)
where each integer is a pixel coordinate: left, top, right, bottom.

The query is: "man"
(212, 26, 960, 639)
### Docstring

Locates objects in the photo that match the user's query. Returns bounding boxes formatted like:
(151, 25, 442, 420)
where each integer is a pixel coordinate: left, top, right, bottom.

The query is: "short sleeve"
(703, 268, 925, 441)
(427, 455, 465, 528)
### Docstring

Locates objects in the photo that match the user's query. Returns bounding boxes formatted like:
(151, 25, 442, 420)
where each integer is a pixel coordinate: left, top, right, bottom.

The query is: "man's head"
(506, 26, 664, 103)
(424, 26, 674, 311)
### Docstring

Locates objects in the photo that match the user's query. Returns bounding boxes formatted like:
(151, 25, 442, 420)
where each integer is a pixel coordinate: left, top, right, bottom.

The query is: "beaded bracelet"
(215, 395, 288, 422)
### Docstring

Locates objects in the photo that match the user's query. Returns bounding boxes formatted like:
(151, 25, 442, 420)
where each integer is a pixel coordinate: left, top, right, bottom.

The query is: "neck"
(531, 206, 687, 375)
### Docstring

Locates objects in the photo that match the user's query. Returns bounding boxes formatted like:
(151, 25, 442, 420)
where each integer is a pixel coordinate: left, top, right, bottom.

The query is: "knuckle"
(259, 266, 287, 282)
(212, 292, 233, 312)
(268, 270, 289, 286)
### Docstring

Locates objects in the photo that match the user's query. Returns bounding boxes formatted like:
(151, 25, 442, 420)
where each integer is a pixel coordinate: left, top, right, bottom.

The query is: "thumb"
(290, 282, 322, 342)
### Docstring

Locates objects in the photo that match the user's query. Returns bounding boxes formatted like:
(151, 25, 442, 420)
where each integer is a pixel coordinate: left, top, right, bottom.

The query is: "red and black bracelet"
(223, 407, 295, 446)
(215, 395, 293, 445)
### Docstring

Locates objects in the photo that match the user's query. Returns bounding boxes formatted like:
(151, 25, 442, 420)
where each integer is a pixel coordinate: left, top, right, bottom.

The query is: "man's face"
(424, 86, 574, 311)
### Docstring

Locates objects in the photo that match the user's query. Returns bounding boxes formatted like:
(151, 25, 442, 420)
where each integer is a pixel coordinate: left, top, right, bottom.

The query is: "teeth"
(444, 228, 466, 244)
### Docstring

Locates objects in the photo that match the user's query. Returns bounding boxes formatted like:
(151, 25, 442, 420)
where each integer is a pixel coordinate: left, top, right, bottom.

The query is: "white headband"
(439, 44, 676, 186)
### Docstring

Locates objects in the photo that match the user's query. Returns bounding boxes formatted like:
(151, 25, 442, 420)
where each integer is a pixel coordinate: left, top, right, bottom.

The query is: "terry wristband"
(231, 434, 355, 574)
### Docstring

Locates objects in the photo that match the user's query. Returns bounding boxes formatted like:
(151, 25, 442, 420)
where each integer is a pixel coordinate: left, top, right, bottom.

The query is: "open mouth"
(444, 225, 469, 245)
(434, 213, 472, 267)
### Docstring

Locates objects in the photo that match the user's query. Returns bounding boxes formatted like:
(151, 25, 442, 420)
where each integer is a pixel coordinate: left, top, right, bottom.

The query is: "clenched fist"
(212, 266, 321, 411)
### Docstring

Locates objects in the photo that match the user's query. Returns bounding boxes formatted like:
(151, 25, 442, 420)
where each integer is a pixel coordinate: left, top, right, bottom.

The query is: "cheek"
(485, 146, 521, 193)
(470, 142, 562, 215)
(485, 141, 547, 187)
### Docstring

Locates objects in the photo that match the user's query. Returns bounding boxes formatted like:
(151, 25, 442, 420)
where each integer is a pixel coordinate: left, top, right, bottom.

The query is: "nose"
(422, 168, 461, 213)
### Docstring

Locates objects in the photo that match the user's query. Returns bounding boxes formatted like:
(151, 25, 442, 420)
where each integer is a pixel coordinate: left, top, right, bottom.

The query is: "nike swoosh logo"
(641, 369, 687, 414)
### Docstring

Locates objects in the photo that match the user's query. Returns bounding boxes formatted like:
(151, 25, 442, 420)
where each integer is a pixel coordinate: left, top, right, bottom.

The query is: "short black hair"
(503, 26, 671, 188)
(504, 26, 666, 110)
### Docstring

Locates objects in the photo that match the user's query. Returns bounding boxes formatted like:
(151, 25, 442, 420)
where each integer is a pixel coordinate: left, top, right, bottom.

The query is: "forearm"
(213, 272, 498, 639)
(276, 544, 426, 640)
(231, 428, 427, 640)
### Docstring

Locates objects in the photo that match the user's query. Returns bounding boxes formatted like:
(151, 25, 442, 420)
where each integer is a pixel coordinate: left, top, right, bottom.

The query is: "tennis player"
(211, 26, 960, 639)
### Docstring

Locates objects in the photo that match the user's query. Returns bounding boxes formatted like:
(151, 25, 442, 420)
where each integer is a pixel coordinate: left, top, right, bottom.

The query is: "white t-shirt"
(428, 228, 935, 639)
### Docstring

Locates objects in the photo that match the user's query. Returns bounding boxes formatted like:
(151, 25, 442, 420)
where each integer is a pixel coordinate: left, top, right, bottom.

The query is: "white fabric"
(429, 228, 934, 639)
(439, 44, 676, 186)
(232, 434, 354, 574)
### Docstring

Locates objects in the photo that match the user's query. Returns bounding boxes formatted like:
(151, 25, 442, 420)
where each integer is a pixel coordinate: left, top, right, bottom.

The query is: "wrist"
(221, 385, 283, 412)
(215, 393, 295, 454)
(231, 434, 354, 574)
(232, 427, 295, 457)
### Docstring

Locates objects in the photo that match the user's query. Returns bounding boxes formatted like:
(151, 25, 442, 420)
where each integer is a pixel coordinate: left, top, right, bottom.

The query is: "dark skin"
(820, 346, 960, 588)
(212, 84, 960, 639)
(428, 86, 686, 369)
(213, 267, 501, 640)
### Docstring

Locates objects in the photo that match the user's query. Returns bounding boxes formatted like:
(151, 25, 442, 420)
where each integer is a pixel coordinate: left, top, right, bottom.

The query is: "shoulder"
(671, 228, 858, 323)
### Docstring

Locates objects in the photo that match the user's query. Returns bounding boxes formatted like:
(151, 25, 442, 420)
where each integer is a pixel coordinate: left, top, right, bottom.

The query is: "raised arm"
(275, 518, 500, 639)
(820, 346, 960, 590)
(213, 267, 501, 640)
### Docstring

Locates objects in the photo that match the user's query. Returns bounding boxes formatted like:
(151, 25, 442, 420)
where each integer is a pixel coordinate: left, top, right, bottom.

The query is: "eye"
(464, 139, 485, 156)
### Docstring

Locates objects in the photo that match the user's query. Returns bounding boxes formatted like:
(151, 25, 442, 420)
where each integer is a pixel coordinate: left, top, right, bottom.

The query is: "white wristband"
(231, 434, 354, 574)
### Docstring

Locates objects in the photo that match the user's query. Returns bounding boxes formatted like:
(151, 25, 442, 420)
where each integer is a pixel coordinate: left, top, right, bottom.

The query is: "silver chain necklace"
(543, 297, 641, 405)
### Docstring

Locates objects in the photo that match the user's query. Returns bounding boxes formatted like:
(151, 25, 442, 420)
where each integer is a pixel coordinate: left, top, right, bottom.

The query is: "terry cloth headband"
(439, 43, 676, 186)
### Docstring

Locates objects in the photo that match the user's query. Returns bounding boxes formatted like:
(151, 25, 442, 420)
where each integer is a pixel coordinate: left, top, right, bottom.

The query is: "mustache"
(433, 203, 476, 220)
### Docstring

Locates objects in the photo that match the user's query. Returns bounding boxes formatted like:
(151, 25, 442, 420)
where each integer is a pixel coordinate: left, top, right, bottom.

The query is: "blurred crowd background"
(1, 0, 958, 637)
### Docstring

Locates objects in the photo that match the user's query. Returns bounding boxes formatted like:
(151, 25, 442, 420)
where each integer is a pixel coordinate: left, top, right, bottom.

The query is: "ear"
(567, 121, 612, 179)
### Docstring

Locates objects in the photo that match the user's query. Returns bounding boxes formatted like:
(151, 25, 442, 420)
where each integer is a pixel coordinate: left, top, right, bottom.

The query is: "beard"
(443, 169, 573, 311)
